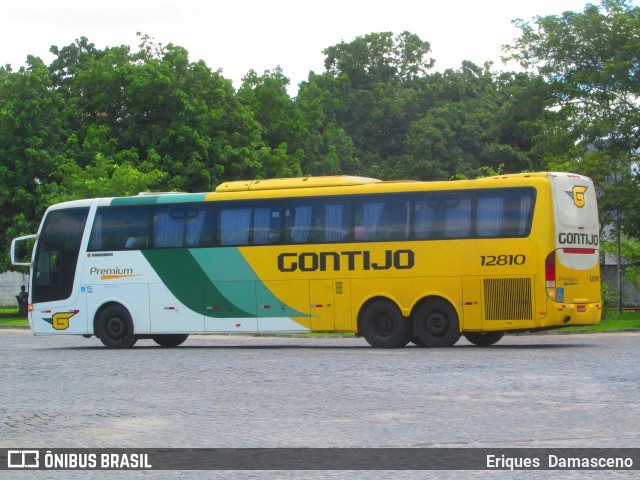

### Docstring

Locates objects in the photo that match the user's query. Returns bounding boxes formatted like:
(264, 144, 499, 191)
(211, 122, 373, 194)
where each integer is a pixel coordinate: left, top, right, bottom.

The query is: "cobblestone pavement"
(1, 330, 638, 479)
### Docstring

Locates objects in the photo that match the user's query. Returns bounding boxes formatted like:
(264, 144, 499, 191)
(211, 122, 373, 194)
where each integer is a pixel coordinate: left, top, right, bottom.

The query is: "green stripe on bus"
(111, 193, 208, 206)
(142, 249, 253, 318)
(142, 248, 307, 318)
(190, 248, 308, 318)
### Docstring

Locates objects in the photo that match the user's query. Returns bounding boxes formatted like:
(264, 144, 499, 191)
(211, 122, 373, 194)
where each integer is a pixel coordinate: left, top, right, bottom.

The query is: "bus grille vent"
(484, 278, 533, 321)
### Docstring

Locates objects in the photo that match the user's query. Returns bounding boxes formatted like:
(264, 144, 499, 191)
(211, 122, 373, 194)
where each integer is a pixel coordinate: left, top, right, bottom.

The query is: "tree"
(0, 57, 68, 268)
(300, 32, 436, 178)
(505, 0, 640, 150)
(237, 67, 304, 178)
(294, 72, 358, 176)
(401, 63, 551, 180)
(238, 68, 301, 151)
(47, 35, 285, 190)
(305, 33, 550, 181)
(323, 31, 434, 88)
(505, 0, 640, 237)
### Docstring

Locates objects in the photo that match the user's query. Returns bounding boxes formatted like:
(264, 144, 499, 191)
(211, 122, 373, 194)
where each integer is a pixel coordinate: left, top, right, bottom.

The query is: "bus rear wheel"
(463, 331, 505, 346)
(153, 334, 189, 347)
(360, 300, 412, 348)
(413, 300, 461, 347)
(95, 305, 137, 349)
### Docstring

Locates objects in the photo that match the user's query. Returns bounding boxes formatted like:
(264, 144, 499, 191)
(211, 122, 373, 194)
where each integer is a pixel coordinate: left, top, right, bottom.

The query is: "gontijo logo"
(43, 311, 79, 330)
(566, 185, 588, 208)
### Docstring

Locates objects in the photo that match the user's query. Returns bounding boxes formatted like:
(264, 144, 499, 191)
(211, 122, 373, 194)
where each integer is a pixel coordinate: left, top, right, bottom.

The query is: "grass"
(0, 307, 28, 327)
(1, 308, 639, 331)
(563, 310, 640, 332)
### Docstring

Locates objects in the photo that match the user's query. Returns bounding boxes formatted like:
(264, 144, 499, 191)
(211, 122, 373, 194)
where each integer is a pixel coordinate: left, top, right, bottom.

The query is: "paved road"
(1, 330, 638, 478)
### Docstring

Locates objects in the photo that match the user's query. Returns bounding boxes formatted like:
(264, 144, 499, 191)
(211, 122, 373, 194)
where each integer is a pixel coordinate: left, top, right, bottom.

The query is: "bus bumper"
(540, 300, 602, 328)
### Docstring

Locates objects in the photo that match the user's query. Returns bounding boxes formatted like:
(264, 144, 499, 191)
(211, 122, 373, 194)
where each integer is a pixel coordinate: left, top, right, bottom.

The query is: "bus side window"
(89, 207, 150, 251)
(153, 205, 213, 248)
(285, 201, 349, 244)
(476, 194, 506, 237)
(416, 193, 471, 239)
(476, 189, 534, 238)
(507, 189, 534, 236)
(252, 206, 281, 245)
(376, 200, 410, 240)
(354, 197, 409, 241)
(414, 200, 435, 239)
(324, 203, 349, 242)
(355, 200, 384, 241)
(219, 205, 283, 246)
(285, 205, 312, 243)
(220, 208, 251, 246)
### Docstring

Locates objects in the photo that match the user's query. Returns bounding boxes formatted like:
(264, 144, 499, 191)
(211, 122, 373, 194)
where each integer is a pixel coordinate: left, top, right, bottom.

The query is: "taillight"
(545, 251, 556, 300)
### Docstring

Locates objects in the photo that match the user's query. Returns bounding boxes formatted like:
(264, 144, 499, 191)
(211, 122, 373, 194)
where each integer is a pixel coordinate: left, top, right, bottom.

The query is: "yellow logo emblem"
(566, 185, 588, 208)
(43, 311, 78, 330)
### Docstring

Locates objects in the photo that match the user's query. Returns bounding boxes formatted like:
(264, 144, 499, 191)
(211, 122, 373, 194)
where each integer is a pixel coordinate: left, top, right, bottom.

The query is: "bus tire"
(360, 299, 412, 348)
(95, 305, 137, 349)
(413, 299, 461, 347)
(153, 334, 189, 347)
(463, 331, 505, 346)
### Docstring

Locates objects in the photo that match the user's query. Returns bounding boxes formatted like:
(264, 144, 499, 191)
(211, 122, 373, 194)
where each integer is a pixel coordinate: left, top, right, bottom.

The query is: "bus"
(10, 172, 602, 348)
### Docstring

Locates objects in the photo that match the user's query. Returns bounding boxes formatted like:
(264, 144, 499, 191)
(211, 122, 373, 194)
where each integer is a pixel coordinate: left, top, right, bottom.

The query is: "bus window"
(416, 192, 472, 239)
(285, 200, 351, 243)
(252, 206, 281, 245)
(153, 205, 214, 248)
(476, 188, 535, 238)
(89, 206, 150, 251)
(220, 208, 251, 245)
(378, 198, 410, 240)
(354, 196, 410, 241)
(324, 203, 349, 242)
(219, 204, 281, 246)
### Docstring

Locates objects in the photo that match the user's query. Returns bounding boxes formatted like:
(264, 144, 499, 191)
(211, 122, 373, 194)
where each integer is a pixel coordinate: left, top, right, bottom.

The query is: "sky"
(0, 0, 623, 94)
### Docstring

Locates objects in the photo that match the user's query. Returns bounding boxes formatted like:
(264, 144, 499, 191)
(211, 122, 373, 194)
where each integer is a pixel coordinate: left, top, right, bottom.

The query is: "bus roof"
(215, 175, 382, 192)
(45, 172, 587, 209)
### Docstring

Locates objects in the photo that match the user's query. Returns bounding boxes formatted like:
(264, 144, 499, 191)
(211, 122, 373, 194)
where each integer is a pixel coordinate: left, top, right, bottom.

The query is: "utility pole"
(617, 223, 622, 315)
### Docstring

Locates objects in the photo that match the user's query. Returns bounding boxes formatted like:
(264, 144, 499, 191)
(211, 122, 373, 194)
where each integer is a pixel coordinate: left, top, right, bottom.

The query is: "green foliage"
(506, 0, 640, 150)
(601, 235, 640, 284)
(562, 309, 640, 331)
(323, 31, 435, 87)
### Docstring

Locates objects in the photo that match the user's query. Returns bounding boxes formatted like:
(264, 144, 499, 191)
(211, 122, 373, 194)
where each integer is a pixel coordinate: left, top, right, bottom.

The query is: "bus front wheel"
(463, 331, 505, 346)
(413, 300, 461, 347)
(153, 334, 189, 347)
(360, 300, 412, 348)
(95, 305, 137, 349)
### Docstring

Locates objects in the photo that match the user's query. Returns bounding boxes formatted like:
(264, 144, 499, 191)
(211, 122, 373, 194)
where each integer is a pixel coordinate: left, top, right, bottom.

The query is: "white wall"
(0, 271, 30, 307)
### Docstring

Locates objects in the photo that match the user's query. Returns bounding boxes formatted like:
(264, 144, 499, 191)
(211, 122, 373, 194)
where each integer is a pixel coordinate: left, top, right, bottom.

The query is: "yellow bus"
(11, 172, 601, 348)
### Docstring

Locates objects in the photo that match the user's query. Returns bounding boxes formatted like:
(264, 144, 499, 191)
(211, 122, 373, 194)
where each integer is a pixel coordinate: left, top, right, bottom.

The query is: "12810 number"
(481, 254, 526, 266)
